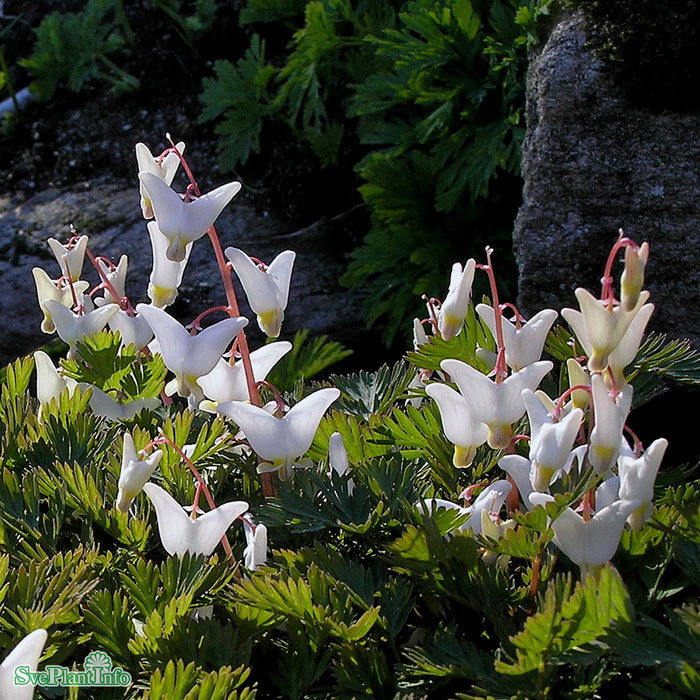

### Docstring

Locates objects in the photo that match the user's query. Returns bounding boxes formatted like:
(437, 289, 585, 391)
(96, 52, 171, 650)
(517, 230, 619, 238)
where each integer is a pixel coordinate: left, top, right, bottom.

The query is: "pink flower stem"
(478, 247, 507, 383)
(601, 231, 637, 307)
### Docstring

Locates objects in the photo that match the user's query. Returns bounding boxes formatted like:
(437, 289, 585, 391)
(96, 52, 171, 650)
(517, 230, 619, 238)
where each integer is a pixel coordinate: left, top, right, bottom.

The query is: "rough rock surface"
(514, 10, 700, 344)
(0, 178, 366, 367)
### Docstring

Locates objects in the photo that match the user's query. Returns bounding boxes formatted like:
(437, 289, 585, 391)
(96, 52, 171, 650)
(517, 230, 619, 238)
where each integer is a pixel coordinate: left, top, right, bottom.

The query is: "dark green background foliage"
(201, 0, 554, 345)
(568, 0, 700, 110)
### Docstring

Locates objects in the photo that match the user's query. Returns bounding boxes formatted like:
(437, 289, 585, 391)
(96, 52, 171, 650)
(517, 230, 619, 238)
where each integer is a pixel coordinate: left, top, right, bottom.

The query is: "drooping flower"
(217, 388, 341, 480)
(198, 341, 292, 408)
(530, 492, 641, 577)
(441, 358, 553, 449)
(34, 350, 77, 407)
(143, 482, 248, 557)
(135, 140, 185, 219)
(47, 234, 88, 282)
(561, 288, 650, 373)
(225, 248, 296, 338)
(328, 430, 354, 494)
(139, 172, 241, 262)
(80, 384, 160, 421)
(242, 515, 268, 571)
(588, 374, 633, 474)
(99, 305, 154, 351)
(618, 437, 668, 530)
(425, 382, 488, 467)
(32, 267, 89, 334)
(97, 254, 129, 304)
(476, 305, 558, 371)
(606, 302, 654, 389)
(137, 304, 248, 402)
(438, 260, 476, 340)
(146, 221, 192, 308)
(420, 480, 512, 536)
(523, 389, 583, 492)
(41, 299, 120, 358)
(0, 629, 48, 700)
(116, 432, 163, 512)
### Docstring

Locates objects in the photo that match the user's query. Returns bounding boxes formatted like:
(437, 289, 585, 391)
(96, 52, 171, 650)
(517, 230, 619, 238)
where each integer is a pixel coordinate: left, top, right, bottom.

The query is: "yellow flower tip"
(453, 444, 477, 468)
(148, 284, 177, 309)
(258, 308, 283, 338)
(532, 463, 556, 492)
(440, 313, 463, 341)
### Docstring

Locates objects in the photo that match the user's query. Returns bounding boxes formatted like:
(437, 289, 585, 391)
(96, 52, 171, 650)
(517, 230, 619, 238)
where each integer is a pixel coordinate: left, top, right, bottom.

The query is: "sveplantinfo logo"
(14, 650, 132, 689)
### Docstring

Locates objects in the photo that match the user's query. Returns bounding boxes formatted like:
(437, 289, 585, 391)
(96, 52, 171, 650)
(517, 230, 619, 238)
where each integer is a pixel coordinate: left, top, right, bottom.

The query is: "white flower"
(139, 172, 241, 262)
(217, 388, 341, 480)
(32, 267, 89, 334)
(198, 341, 292, 408)
(101, 306, 154, 351)
(116, 433, 163, 512)
(97, 254, 129, 304)
(34, 350, 77, 406)
(143, 482, 248, 557)
(420, 480, 512, 536)
(136, 140, 185, 219)
(607, 303, 654, 388)
(0, 629, 48, 700)
(618, 438, 668, 530)
(242, 516, 268, 571)
(146, 221, 192, 308)
(499, 454, 534, 506)
(47, 235, 88, 282)
(329, 431, 354, 494)
(225, 248, 296, 338)
(80, 384, 160, 422)
(41, 299, 120, 359)
(530, 492, 641, 577)
(137, 304, 248, 402)
(476, 305, 558, 371)
(425, 382, 488, 467)
(438, 260, 476, 340)
(441, 358, 553, 449)
(523, 389, 583, 491)
(561, 288, 650, 373)
(589, 374, 633, 474)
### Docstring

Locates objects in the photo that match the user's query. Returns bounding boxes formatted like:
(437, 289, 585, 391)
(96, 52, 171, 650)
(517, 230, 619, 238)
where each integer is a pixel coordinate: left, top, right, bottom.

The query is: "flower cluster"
(417, 236, 667, 578)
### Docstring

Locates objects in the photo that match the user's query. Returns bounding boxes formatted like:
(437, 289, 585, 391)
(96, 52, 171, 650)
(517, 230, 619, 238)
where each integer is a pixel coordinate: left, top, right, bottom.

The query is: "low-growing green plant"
(0, 137, 698, 699)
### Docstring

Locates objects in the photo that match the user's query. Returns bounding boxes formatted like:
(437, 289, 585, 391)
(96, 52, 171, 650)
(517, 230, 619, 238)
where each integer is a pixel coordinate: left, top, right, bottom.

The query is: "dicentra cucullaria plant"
(0, 138, 698, 698)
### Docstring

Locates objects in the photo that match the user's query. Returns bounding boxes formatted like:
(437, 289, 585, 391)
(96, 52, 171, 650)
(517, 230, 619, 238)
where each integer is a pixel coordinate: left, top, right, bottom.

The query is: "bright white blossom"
(523, 389, 583, 491)
(588, 374, 633, 474)
(562, 287, 650, 373)
(217, 388, 341, 480)
(143, 482, 248, 557)
(618, 438, 668, 530)
(0, 629, 48, 700)
(198, 341, 292, 408)
(146, 221, 192, 308)
(33, 267, 89, 334)
(80, 384, 160, 421)
(476, 306, 558, 371)
(116, 433, 163, 512)
(425, 382, 488, 467)
(530, 492, 641, 577)
(242, 516, 268, 571)
(441, 358, 553, 449)
(329, 431, 354, 494)
(607, 303, 654, 389)
(139, 172, 241, 262)
(136, 140, 185, 219)
(438, 260, 476, 340)
(42, 299, 119, 358)
(137, 304, 248, 402)
(47, 235, 88, 282)
(225, 248, 296, 338)
(100, 305, 154, 351)
(97, 254, 129, 304)
(34, 350, 77, 407)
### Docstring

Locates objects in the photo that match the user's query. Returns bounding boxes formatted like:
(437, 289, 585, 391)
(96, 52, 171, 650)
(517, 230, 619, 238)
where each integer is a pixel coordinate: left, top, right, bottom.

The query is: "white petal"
(0, 629, 48, 700)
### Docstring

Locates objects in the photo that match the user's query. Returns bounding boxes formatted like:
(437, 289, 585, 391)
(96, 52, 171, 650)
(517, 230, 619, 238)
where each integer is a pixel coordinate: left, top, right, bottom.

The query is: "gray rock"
(514, 10, 700, 343)
(0, 178, 365, 366)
